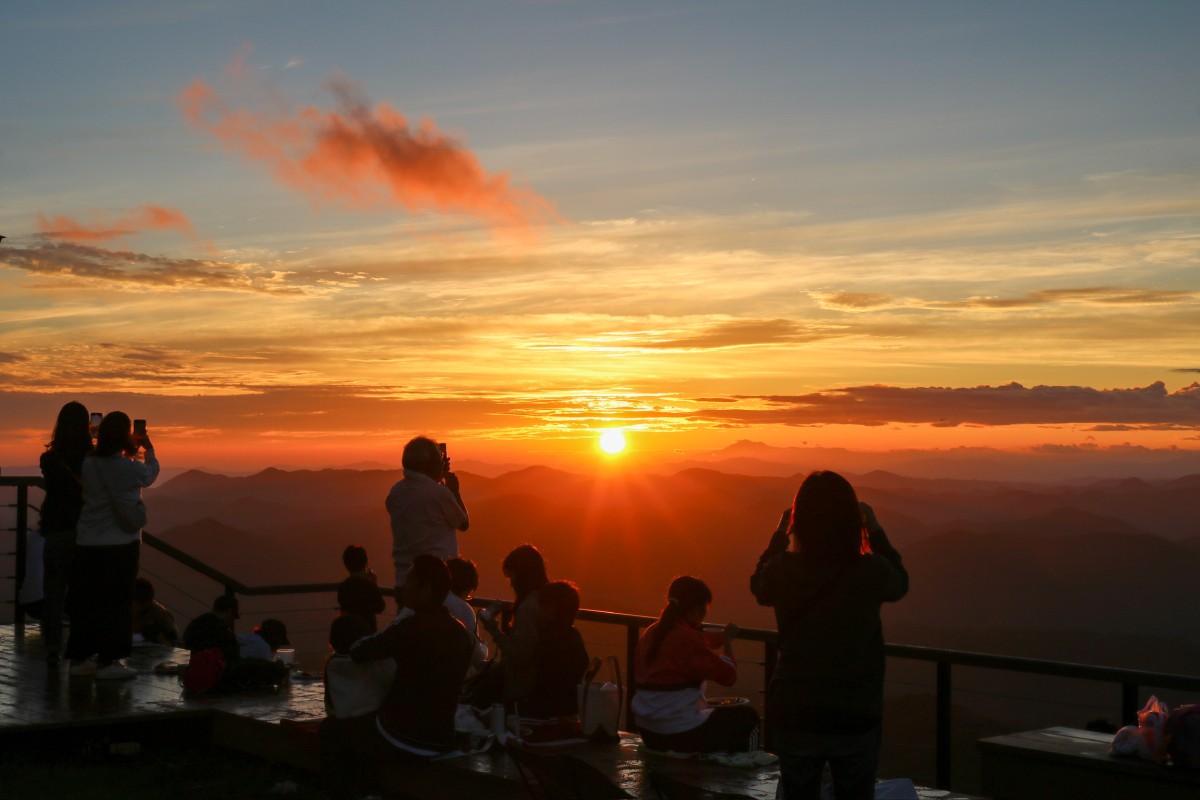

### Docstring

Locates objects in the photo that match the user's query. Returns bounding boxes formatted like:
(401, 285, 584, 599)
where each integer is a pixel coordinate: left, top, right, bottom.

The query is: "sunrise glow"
(0, 3, 1197, 473)
(598, 430, 627, 456)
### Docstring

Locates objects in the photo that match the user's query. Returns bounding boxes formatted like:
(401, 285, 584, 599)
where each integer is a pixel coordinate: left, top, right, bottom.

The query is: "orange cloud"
(178, 52, 556, 234)
(37, 204, 197, 243)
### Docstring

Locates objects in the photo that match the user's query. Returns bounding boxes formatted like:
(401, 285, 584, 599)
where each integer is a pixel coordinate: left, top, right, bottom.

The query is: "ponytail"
(643, 576, 712, 665)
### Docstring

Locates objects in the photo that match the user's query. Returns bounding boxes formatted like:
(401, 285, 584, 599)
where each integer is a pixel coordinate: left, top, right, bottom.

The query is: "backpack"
(183, 647, 226, 693)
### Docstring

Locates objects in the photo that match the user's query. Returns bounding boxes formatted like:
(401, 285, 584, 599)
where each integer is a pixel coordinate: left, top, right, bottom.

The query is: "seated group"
(319, 543, 760, 793)
(177, 541, 758, 795)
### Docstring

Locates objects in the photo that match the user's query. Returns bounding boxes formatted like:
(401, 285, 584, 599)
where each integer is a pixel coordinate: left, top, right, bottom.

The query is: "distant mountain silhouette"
(895, 530, 1200, 639)
(144, 465, 1199, 647)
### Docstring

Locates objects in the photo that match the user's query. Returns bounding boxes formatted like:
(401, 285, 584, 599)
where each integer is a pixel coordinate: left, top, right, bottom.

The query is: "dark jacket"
(351, 604, 473, 753)
(751, 508, 908, 730)
(338, 575, 386, 632)
(522, 620, 589, 719)
(39, 448, 87, 533)
(183, 612, 240, 664)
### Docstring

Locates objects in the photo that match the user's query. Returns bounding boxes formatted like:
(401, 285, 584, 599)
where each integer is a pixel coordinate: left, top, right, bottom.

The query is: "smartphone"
(134, 419, 147, 435)
(89, 412, 103, 440)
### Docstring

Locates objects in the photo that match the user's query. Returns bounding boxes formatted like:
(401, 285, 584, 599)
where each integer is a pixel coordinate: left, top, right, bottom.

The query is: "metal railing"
(5, 474, 1200, 789)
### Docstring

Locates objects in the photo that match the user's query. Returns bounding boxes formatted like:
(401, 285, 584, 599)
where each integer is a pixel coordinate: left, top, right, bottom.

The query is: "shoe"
(95, 661, 137, 681)
(69, 659, 97, 677)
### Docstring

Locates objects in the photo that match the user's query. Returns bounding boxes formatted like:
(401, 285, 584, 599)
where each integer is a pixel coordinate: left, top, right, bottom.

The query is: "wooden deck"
(979, 726, 1200, 800)
(2, 624, 977, 799)
(0, 623, 325, 755)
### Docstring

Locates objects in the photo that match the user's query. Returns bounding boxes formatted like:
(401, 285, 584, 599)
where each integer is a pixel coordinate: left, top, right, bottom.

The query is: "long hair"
(502, 544, 548, 628)
(93, 411, 133, 458)
(789, 470, 866, 564)
(642, 576, 712, 666)
(46, 401, 92, 460)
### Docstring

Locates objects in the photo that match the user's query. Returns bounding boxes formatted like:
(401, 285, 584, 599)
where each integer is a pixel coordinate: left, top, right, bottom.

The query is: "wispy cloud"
(37, 204, 198, 243)
(178, 49, 558, 235)
(940, 287, 1198, 310)
(1, 241, 303, 294)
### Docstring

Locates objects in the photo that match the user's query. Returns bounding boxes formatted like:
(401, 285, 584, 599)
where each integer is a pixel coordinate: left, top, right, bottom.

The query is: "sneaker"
(95, 661, 137, 681)
(68, 658, 97, 677)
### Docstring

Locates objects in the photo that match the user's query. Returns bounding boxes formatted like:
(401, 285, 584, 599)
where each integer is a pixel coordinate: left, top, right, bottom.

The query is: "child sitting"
(337, 545, 386, 632)
(523, 580, 589, 722)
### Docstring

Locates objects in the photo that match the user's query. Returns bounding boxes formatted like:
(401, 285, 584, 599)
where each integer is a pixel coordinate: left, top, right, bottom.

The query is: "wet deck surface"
(0, 623, 325, 734)
(2, 624, 976, 799)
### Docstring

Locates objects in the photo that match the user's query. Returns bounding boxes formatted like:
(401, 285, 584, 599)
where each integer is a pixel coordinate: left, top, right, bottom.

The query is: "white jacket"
(76, 449, 160, 546)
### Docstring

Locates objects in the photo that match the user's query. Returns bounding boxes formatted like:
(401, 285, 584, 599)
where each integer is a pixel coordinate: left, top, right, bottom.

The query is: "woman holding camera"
(751, 471, 908, 800)
(66, 412, 160, 680)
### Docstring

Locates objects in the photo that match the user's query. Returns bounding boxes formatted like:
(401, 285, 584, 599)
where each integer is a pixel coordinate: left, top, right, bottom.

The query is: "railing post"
(762, 640, 778, 750)
(936, 659, 951, 789)
(14, 482, 29, 632)
(1122, 682, 1139, 725)
(625, 622, 639, 731)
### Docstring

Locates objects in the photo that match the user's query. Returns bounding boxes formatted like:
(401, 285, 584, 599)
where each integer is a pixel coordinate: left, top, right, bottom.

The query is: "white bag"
(578, 655, 623, 742)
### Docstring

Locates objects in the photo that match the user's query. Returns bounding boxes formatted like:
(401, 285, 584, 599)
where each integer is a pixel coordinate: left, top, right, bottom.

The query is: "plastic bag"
(578, 655, 622, 742)
(1111, 695, 1169, 761)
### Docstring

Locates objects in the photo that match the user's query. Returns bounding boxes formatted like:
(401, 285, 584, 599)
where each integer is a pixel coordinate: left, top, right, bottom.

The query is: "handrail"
(6, 473, 1200, 790)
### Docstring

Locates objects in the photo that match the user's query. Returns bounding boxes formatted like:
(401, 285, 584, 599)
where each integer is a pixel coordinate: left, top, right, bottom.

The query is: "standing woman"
(751, 471, 908, 800)
(66, 412, 160, 680)
(38, 401, 93, 667)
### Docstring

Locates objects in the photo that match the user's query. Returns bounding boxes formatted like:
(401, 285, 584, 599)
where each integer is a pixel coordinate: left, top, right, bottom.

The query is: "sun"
(598, 429, 627, 455)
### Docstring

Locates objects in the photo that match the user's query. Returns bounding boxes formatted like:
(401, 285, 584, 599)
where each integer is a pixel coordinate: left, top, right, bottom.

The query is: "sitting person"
(320, 613, 396, 800)
(350, 554, 473, 760)
(632, 576, 759, 754)
(238, 618, 290, 660)
(181, 594, 241, 692)
(132, 577, 178, 644)
(388, 556, 487, 678)
(326, 614, 395, 719)
(183, 594, 240, 664)
(337, 544, 386, 633)
(446, 557, 489, 675)
(522, 580, 589, 722)
(473, 544, 548, 709)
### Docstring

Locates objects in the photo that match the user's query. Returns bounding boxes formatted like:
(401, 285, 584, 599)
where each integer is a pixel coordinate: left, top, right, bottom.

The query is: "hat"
(213, 594, 240, 619)
(254, 618, 291, 649)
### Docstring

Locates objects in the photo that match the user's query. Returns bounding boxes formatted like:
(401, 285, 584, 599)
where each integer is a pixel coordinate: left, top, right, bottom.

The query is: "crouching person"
(351, 554, 473, 768)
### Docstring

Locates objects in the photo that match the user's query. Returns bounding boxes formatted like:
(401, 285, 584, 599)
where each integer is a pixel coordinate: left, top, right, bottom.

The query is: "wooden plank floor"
(0, 623, 325, 736)
(2, 624, 978, 799)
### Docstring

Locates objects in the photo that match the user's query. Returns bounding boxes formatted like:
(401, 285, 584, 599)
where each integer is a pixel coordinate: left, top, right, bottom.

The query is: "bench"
(978, 726, 1200, 800)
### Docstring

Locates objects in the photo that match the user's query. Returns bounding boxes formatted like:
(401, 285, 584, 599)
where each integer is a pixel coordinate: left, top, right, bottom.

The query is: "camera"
(437, 442, 450, 473)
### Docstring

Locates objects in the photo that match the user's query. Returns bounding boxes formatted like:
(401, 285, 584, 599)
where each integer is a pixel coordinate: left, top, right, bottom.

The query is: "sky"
(2, 0, 1199, 472)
